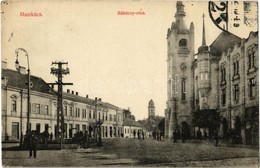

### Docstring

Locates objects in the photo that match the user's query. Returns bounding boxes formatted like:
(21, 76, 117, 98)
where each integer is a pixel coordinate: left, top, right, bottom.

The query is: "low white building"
(123, 117, 142, 138)
(1, 62, 123, 142)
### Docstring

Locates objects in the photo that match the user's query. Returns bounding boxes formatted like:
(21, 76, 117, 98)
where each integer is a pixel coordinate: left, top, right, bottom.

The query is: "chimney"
(72, 91, 74, 94)
(98, 98, 102, 101)
(95, 97, 97, 101)
(1, 61, 7, 69)
(67, 89, 70, 93)
(86, 95, 88, 98)
(19, 66, 27, 75)
(76, 92, 78, 96)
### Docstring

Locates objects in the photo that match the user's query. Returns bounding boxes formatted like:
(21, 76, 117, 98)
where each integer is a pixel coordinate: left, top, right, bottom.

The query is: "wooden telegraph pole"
(49, 61, 73, 150)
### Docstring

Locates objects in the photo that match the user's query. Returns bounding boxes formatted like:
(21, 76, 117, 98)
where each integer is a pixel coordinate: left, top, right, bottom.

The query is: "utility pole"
(49, 61, 73, 150)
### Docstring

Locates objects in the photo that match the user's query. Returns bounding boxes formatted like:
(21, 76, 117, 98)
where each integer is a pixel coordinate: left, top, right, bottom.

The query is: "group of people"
(151, 129, 163, 141)
(133, 129, 146, 140)
(173, 129, 219, 146)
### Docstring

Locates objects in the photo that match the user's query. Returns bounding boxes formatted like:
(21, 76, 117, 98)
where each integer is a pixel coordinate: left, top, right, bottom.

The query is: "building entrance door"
(12, 122, 19, 140)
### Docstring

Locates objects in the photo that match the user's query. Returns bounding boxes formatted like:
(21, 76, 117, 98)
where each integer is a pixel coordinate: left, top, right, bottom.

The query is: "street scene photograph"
(1, 0, 259, 167)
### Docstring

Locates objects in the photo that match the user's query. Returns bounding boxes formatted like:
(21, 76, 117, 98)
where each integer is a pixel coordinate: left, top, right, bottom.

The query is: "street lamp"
(15, 48, 31, 134)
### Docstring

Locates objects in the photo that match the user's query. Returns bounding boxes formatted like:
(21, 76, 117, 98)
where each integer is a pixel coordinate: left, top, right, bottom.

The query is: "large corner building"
(165, 1, 259, 145)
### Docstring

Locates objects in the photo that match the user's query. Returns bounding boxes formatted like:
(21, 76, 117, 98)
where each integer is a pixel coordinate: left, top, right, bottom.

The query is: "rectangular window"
(76, 124, 80, 133)
(249, 78, 256, 98)
(89, 110, 92, 119)
(113, 115, 116, 122)
(11, 99, 17, 112)
(45, 124, 49, 132)
(82, 125, 86, 134)
(221, 89, 226, 106)
(109, 114, 112, 121)
(36, 104, 40, 113)
(82, 109, 86, 118)
(234, 84, 239, 102)
(64, 123, 68, 138)
(221, 67, 226, 83)
(45, 105, 49, 115)
(248, 48, 256, 70)
(102, 113, 105, 120)
(69, 107, 73, 116)
(69, 124, 73, 138)
(181, 79, 186, 101)
(36, 123, 41, 134)
(233, 61, 239, 76)
(93, 111, 96, 119)
(106, 113, 108, 121)
(64, 106, 67, 116)
(75, 108, 80, 118)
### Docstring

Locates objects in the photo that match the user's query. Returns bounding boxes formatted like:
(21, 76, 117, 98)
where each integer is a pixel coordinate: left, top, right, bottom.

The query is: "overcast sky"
(2, 1, 257, 120)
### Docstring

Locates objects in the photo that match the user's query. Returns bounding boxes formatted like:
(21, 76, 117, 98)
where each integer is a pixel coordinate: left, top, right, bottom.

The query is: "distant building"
(148, 99, 155, 117)
(123, 108, 135, 121)
(2, 62, 124, 141)
(123, 117, 141, 138)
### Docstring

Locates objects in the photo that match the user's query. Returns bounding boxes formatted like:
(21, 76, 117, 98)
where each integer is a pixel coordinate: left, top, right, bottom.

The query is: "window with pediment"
(10, 95, 18, 112)
(249, 78, 256, 98)
(233, 54, 240, 79)
(247, 44, 257, 71)
(220, 63, 226, 85)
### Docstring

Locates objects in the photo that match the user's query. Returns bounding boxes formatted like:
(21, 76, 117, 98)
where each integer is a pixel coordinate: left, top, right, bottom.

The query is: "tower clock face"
(180, 63, 187, 71)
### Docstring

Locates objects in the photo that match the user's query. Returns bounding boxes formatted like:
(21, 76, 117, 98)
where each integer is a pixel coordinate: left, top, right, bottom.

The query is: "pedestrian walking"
(133, 130, 136, 139)
(142, 130, 145, 140)
(29, 131, 38, 158)
(181, 130, 185, 143)
(50, 132, 53, 141)
(214, 130, 219, 146)
(137, 130, 140, 139)
(173, 130, 178, 143)
(197, 129, 202, 140)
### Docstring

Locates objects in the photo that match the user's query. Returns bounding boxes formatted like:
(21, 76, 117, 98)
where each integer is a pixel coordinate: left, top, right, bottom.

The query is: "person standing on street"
(173, 130, 178, 143)
(214, 129, 219, 147)
(29, 131, 38, 158)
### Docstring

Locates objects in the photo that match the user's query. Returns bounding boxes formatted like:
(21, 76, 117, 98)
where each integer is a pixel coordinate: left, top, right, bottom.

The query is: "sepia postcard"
(1, 0, 259, 167)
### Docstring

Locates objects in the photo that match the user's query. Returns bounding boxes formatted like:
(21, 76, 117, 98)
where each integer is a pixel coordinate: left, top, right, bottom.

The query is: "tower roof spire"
(202, 13, 206, 46)
(198, 13, 209, 53)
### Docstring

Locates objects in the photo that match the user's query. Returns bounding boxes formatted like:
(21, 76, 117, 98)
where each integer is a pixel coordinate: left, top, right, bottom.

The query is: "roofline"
(210, 30, 242, 48)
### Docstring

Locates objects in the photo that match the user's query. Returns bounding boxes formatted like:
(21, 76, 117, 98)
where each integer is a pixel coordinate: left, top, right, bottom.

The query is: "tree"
(192, 109, 221, 131)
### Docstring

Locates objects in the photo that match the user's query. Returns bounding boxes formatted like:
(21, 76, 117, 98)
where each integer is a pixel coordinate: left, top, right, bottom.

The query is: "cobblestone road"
(2, 138, 259, 167)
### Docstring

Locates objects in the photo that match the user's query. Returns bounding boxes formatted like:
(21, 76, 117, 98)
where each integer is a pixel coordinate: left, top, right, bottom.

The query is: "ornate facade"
(165, 1, 194, 139)
(165, 1, 258, 145)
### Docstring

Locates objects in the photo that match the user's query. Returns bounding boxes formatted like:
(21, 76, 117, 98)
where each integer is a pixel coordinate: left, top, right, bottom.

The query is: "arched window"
(179, 39, 187, 47)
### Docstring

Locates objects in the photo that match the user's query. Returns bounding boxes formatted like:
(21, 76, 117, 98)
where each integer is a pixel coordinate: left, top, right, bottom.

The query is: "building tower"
(148, 99, 155, 117)
(194, 14, 219, 111)
(165, 1, 195, 138)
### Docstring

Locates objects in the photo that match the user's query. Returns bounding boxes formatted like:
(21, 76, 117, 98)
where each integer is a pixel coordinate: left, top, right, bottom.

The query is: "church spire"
(198, 13, 209, 53)
(174, 1, 188, 33)
(202, 13, 206, 46)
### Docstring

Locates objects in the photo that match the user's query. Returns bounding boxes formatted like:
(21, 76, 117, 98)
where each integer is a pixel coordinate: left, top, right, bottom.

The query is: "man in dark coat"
(173, 130, 178, 143)
(214, 130, 219, 146)
(29, 131, 38, 158)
